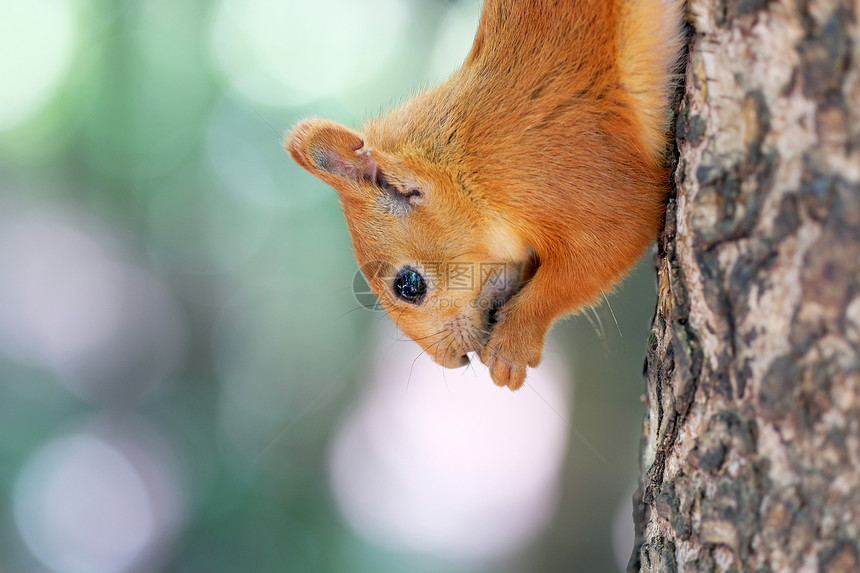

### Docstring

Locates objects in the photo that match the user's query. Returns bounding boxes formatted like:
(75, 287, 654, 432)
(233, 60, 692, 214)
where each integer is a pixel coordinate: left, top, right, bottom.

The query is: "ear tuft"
(286, 119, 378, 183)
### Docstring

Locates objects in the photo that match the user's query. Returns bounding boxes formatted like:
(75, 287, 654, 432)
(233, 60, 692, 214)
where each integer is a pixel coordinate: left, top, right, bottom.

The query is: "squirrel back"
(288, 0, 684, 389)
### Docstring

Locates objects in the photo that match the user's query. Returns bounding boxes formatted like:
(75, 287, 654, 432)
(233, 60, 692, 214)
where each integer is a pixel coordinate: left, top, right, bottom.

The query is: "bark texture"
(631, 1, 860, 571)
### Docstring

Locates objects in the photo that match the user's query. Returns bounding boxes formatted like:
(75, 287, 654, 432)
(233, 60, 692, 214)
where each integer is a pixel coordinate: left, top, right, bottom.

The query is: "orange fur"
(287, 0, 684, 389)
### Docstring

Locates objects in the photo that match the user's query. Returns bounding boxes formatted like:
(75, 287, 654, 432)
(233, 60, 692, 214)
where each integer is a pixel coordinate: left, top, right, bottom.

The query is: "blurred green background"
(0, 1, 658, 571)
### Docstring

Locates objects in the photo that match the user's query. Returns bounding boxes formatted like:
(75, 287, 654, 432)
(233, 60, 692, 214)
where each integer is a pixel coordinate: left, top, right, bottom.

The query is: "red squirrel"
(288, 0, 684, 390)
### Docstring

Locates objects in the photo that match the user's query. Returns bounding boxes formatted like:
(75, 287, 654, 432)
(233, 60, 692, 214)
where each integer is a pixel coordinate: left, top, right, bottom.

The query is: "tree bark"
(630, 1, 860, 572)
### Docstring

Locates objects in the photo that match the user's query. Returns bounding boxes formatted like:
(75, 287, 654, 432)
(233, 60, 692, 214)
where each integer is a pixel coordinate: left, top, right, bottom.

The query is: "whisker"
(601, 292, 623, 339)
(441, 365, 452, 398)
(407, 329, 451, 343)
(589, 306, 609, 354)
(582, 308, 606, 353)
(407, 346, 429, 392)
(255, 380, 333, 466)
(333, 305, 371, 323)
(381, 333, 402, 363)
(524, 382, 608, 466)
(253, 108, 285, 140)
(407, 332, 451, 391)
(466, 354, 478, 376)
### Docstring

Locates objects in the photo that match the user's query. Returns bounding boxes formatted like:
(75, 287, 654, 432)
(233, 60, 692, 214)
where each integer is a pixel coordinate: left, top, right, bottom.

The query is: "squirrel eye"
(376, 171, 422, 200)
(393, 267, 426, 303)
(376, 172, 400, 194)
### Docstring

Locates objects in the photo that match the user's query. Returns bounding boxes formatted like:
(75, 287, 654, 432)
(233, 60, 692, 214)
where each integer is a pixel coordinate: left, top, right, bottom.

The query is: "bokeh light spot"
(13, 421, 185, 573)
(328, 320, 571, 561)
(0, 0, 77, 131)
(0, 203, 187, 404)
(209, 0, 409, 107)
(427, 0, 482, 82)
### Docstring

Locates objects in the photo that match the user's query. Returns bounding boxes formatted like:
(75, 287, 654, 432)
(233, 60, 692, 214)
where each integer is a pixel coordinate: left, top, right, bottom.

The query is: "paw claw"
(479, 313, 546, 390)
(481, 344, 527, 390)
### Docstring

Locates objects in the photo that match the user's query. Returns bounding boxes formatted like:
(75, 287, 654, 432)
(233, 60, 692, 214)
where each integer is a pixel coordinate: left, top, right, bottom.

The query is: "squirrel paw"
(480, 323, 544, 390)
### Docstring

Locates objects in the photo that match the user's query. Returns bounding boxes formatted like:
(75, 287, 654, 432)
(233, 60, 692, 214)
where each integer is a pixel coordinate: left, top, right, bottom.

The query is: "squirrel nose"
(434, 353, 470, 368)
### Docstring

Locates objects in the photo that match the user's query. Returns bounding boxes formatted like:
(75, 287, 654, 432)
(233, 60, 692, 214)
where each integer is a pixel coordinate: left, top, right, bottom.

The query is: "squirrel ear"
(287, 119, 378, 183)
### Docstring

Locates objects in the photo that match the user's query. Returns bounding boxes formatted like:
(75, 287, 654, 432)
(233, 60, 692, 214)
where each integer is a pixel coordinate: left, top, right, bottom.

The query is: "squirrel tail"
(617, 0, 686, 164)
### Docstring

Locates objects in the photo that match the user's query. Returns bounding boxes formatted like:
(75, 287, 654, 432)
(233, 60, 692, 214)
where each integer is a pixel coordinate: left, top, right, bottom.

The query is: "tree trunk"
(630, 1, 860, 572)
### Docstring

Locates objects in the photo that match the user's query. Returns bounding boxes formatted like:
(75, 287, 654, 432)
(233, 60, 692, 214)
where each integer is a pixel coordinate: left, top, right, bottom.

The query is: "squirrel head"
(287, 119, 534, 368)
